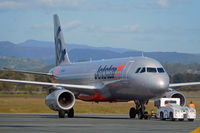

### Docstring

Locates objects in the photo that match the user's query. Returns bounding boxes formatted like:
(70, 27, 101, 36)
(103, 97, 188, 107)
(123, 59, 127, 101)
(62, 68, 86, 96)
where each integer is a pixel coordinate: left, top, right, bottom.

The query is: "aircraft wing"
(0, 79, 96, 90)
(169, 82, 200, 87)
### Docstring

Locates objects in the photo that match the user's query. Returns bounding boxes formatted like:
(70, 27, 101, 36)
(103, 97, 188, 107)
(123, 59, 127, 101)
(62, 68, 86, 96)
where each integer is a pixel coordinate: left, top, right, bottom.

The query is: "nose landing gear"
(129, 100, 149, 119)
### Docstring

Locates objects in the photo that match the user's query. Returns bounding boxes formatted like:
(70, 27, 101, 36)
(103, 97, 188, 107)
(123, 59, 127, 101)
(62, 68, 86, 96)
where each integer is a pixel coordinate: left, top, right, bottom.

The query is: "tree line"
(0, 70, 51, 95)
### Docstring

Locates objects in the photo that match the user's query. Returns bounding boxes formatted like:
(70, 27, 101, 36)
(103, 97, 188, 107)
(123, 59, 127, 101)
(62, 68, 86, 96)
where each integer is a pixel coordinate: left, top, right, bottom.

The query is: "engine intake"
(164, 88, 186, 106)
(169, 93, 185, 106)
(45, 89, 75, 111)
(154, 88, 186, 108)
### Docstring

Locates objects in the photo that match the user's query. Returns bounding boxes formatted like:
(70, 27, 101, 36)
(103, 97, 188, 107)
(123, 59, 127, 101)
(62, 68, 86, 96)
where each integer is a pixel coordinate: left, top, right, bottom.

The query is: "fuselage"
(49, 56, 169, 102)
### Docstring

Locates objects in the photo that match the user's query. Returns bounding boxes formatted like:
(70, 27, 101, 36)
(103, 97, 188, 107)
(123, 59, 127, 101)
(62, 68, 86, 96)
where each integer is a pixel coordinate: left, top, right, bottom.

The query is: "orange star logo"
(114, 63, 125, 79)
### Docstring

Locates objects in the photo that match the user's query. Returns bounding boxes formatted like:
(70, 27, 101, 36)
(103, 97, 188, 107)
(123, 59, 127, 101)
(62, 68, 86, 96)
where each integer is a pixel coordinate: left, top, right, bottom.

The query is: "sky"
(0, 0, 200, 53)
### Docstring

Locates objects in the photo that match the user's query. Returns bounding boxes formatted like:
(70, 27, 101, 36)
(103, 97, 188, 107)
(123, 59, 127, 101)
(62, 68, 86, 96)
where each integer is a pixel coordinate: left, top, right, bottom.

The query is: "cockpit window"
(135, 67, 141, 73)
(157, 68, 165, 73)
(140, 67, 146, 73)
(136, 67, 165, 74)
(147, 67, 157, 73)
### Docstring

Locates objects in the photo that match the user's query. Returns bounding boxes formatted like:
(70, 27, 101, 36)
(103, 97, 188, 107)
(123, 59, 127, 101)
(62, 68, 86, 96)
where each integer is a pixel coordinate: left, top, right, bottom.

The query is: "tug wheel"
(169, 112, 175, 121)
(160, 112, 166, 120)
(188, 119, 194, 122)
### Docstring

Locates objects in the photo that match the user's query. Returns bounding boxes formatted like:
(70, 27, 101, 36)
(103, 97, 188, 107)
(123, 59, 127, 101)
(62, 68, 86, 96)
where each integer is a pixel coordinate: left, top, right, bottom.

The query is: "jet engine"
(163, 88, 186, 106)
(154, 88, 186, 108)
(45, 89, 75, 111)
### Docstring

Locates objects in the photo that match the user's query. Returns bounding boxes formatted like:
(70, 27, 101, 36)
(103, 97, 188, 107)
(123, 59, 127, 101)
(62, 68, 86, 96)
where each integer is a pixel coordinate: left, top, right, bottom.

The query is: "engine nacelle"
(45, 89, 75, 111)
(154, 88, 186, 108)
(164, 88, 186, 106)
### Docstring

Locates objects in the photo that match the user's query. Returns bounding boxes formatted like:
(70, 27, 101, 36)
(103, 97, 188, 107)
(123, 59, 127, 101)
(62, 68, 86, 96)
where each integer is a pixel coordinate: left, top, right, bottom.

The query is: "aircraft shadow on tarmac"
(39, 114, 129, 120)
(38, 114, 199, 122)
(74, 116, 129, 120)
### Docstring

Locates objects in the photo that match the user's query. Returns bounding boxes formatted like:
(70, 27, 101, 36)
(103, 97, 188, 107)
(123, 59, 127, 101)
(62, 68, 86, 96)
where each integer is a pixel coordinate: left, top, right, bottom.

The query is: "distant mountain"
(18, 40, 134, 53)
(123, 51, 200, 64)
(69, 49, 200, 64)
(0, 40, 200, 64)
(143, 52, 200, 64)
(19, 40, 54, 48)
(0, 41, 54, 63)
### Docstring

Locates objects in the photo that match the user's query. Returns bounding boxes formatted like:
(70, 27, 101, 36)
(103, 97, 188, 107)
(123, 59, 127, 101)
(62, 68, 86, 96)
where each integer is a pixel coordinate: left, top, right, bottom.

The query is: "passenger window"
(140, 67, 146, 73)
(135, 67, 141, 73)
(157, 68, 165, 73)
(147, 67, 157, 73)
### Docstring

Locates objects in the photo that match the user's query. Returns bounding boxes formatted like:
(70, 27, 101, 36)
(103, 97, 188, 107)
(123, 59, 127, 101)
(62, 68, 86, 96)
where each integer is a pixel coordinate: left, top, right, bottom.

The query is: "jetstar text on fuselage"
(94, 64, 125, 80)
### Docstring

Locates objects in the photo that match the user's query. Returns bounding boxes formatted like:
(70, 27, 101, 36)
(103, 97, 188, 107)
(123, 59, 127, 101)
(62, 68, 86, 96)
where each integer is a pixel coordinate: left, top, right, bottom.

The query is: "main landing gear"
(58, 108, 74, 118)
(129, 100, 149, 119)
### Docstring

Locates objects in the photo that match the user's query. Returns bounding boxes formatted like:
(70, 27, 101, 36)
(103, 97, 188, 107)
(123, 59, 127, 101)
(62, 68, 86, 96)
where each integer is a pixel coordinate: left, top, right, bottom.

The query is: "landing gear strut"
(58, 108, 74, 118)
(67, 108, 74, 118)
(58, 110, 65, 118)
(129, 100, 148, 119)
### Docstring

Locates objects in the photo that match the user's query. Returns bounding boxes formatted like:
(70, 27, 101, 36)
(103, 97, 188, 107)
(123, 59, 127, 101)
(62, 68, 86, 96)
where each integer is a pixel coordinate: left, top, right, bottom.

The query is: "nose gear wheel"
(129, 100, 149, 119)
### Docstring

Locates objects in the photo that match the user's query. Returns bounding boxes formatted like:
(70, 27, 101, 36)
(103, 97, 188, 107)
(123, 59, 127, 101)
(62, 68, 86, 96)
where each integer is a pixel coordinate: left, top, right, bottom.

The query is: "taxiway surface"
(0, 113, 199, 133)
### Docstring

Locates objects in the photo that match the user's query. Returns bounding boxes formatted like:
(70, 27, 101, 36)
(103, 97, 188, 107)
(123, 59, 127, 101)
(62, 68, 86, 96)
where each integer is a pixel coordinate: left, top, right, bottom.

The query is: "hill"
(0, 40, 200, 64)
(18, 40, 134, 53)
(0, 56, 49, 71)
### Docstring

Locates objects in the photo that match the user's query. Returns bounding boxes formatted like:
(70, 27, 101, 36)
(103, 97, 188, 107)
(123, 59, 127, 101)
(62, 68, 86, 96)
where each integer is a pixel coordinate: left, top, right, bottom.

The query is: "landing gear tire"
(58, 110, 66, 118)
(133, 100, 149, 120)
(179, 119, 184, 121)
(138, 108, 144, 119)
(129, 108, 137, 118)
(68, 108, 74, 118)
(144, 111, 148, 120)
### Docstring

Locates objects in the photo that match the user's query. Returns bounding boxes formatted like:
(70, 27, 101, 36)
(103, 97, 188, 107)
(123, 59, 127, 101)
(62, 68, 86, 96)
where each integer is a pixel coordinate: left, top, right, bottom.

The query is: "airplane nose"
(152, 75, 169, 92)
(157, 79, 169, 90)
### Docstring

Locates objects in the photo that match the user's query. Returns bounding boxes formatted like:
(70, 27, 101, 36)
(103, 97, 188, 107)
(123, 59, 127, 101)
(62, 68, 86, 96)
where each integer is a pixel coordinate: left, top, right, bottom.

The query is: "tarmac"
(0, 113, 199, 133)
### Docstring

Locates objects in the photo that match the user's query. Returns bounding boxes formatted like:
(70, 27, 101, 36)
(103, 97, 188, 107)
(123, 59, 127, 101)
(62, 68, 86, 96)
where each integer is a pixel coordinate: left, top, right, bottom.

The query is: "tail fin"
(53, 14, 71, 66)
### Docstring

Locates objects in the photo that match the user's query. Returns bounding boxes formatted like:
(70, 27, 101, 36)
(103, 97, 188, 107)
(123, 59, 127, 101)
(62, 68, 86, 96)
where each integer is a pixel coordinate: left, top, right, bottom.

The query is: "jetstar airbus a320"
(1, 14, 200, 119)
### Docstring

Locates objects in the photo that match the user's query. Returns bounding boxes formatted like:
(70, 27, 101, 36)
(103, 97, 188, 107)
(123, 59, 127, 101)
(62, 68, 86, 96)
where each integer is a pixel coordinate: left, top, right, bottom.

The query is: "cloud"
(36, 0, 85, 10)
(0, 0, 85, 11)
(0, 0, 129, 12)
(102, 24, 140, 33)
(84, 25, 99, 32)
(32, 22, 52, 29)
(82, 1, 130, 11)
(32, 20, 82, 31)
(0, 1, 27, 10)
(133, 0, 170, 9)
(63, 20, 82, 30)
(0, 0, 132, 12)
(157, 0, 170, 8)
(0, 0, 176, 12)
